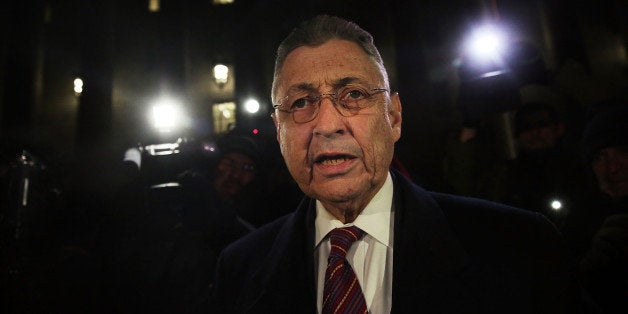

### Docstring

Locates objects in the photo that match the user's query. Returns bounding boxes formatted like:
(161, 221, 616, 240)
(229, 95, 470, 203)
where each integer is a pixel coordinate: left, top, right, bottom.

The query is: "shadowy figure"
(562, 99, 628, 314)
(499, 102, 590, 225)
(0, 143, 98, 314)
(103, 133, 270, 314)
(444, 101, 589, 226)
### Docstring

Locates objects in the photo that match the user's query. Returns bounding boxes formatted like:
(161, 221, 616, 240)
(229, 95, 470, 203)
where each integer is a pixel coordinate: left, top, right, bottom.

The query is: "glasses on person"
(273, 85, 389, 124)
(218, 157, 256, 174)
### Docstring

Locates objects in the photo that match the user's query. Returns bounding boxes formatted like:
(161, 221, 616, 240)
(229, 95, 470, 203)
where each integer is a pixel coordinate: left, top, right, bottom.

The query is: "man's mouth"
(315, 154, 354, 166)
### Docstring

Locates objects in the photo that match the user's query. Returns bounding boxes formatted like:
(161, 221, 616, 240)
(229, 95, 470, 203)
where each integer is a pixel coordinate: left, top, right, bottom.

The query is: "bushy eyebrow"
(332, 77, 363, 89)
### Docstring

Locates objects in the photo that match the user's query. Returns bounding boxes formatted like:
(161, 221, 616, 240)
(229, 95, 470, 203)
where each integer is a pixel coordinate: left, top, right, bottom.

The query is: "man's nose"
(606, 152, 623, 174)
(312, 97, 346, 137)
(225, 165, 243, 178)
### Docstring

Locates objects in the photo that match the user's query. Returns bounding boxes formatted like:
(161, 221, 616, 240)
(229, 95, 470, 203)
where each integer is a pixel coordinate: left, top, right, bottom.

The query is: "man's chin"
(605, 185, 628, 201)
(308, 180, 366, 204)
(217, 187, 241, 199)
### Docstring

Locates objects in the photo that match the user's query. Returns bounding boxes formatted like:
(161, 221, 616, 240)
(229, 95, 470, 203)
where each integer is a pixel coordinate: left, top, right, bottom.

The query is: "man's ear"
(389, 92, 402, 142)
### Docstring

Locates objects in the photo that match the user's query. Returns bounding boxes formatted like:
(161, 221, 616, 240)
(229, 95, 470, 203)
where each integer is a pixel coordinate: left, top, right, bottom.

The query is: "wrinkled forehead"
(272, 40, 387, 102)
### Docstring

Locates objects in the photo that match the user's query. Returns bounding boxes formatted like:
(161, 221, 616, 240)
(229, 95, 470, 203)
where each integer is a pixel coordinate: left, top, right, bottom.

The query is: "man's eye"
(590, 152, 604, 165)
(343, 89, 367, 101)
(291, 97, 310, 110)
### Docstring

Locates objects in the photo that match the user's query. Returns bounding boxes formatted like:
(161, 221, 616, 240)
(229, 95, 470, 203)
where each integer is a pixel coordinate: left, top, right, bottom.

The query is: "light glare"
(213, 64, 229, 85)
(149, 0, 160, 12)
(73, 78, 84, 94)
(151, 98, 185, 132)
(465, 25, 507, 62)
(244, 99, 260, 114)
(550, 199, 562, 211)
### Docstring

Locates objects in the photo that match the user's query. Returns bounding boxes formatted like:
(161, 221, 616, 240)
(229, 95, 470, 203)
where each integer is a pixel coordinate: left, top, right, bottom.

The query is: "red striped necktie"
(322, 226, 368, 314)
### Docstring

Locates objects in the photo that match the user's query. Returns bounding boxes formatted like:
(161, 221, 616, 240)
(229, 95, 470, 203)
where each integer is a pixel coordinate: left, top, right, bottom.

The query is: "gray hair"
(271, 15, 388, 103)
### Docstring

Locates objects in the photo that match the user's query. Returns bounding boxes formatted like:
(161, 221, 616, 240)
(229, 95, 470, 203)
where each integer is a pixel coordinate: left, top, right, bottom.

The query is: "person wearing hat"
(496, 101, 590, 226)
(582, 101, 628, 202)
(115, 134, 264, 314)
(178, 133, 264, 247)
(571, 99, 628, 314)
(211, 135, 262, 211)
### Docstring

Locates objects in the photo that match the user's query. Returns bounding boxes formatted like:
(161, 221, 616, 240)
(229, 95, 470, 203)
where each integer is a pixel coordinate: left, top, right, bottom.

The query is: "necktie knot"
(329, 226, 364, 259)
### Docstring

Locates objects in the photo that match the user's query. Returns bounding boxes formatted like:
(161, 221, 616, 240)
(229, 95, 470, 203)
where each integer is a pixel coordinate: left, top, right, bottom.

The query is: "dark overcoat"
(211, 170, 580, 313)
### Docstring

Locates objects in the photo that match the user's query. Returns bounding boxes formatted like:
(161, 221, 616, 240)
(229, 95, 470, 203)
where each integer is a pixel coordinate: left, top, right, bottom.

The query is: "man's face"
(213, 152, 256, 200)
(591, 145, 628, 200)
(272, 39, 402, 211)
(517, 111, 564, 152)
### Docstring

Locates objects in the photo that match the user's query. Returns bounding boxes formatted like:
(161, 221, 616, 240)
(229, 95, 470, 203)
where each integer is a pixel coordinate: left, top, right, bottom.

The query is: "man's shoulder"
(221, 213, 293, 259)
(426, 190, 565, 253)
(429, 191, 543, 221)
(210, 212, 301, 311)
(397, 172, 559, 245)
(396, 169, 546, 226)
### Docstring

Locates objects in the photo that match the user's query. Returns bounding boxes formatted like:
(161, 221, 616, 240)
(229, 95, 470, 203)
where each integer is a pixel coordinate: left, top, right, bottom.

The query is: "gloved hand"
(579, 213, 628, 314)
(580, 213, 628, 277)
(588, 214, 628, 261)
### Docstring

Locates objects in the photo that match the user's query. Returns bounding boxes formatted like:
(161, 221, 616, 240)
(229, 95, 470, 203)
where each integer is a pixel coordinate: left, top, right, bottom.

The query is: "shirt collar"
(314, 172, 393, 248)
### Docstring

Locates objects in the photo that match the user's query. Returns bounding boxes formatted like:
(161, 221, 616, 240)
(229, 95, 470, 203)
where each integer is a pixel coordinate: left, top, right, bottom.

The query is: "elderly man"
(211, 15, 581, 313)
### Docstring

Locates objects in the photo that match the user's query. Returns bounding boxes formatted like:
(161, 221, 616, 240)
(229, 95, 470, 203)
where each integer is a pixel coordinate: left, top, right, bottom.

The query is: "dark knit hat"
(514, 101, 560, 136)
(582, 99, 628, 161)
(216, 134, 262, 166)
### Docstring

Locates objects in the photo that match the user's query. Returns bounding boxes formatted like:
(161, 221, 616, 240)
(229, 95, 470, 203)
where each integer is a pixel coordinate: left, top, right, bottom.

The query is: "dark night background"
(1, 0, 627, 312)
(1, 0, 627, 188)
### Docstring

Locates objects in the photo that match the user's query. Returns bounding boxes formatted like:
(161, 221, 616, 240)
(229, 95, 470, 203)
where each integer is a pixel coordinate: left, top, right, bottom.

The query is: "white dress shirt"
(314, 172, 394, 314)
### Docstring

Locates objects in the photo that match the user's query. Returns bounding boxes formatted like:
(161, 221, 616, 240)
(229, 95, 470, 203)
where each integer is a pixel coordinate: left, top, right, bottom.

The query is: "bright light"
(73, 78, 83, 94)
(550, 199, 563, 211)
(202, 142, 217, 153)
(213, 64, 229, 85)
(145, 142, 179, 155)
(151, 97, 186, 133)
(213, 102, 236, 134)
(465, 25, 507, 63)
(244, 98, 260, 114)
(123, 148, 142, 169)
(478, 69, 509, 79)
(148, 0, 160, 12)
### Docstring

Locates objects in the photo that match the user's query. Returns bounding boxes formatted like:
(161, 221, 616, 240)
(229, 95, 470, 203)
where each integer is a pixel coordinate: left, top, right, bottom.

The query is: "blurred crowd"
(442, 97, 628, 314)
(1, 128, 304, 313)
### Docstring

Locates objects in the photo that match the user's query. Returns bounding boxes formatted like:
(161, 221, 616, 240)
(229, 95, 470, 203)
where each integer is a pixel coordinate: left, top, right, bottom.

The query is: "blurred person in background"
(499, 101, 590, 225)
(104, 133, 269, 314)
(562, 99, 628, 314)
(444, 101, 589, 226)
